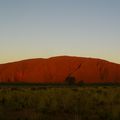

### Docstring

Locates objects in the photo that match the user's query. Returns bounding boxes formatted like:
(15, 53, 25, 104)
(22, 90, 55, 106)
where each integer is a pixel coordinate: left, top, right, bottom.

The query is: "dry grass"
(0, 86, 120, 120)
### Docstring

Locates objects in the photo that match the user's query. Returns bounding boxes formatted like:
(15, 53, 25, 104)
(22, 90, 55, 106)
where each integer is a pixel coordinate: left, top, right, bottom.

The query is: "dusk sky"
(0, 0, 120, 63)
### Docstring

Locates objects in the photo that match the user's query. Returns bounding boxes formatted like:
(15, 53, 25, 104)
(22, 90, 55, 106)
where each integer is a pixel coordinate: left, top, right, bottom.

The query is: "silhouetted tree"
(65, 76, 76, 85)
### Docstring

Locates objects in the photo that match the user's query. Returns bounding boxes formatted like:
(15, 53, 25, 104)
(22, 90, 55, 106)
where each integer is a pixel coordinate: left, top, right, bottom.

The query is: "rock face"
(0, 56, 120, 83)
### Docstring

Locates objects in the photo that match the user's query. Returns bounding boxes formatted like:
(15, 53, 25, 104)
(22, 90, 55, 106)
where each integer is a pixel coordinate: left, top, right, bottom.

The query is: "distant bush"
(64, 76, 76, 85)
(78, 80, 84, 86)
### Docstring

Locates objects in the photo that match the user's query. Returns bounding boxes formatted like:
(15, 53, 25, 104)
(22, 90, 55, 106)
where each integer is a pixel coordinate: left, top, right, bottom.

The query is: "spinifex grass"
(0, 86, 120, 120)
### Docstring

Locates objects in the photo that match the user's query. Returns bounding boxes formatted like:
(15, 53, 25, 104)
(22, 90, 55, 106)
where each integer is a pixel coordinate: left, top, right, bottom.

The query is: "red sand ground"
(0, 56, 120, 83)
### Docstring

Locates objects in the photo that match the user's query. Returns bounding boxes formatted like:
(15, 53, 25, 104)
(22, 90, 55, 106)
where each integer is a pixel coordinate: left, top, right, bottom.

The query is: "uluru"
(0, 56, 120, 83)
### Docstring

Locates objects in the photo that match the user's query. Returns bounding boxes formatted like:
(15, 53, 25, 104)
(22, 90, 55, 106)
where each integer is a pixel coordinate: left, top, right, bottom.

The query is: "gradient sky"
(0, 0, 120, 64)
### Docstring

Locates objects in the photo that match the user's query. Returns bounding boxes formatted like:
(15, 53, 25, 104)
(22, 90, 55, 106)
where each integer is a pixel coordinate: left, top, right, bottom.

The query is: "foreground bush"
(0, 86, 120, 120)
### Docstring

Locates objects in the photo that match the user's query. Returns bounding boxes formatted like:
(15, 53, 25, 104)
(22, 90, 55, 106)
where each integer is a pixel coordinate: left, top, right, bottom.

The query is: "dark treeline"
(0, 82, 120, 88)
